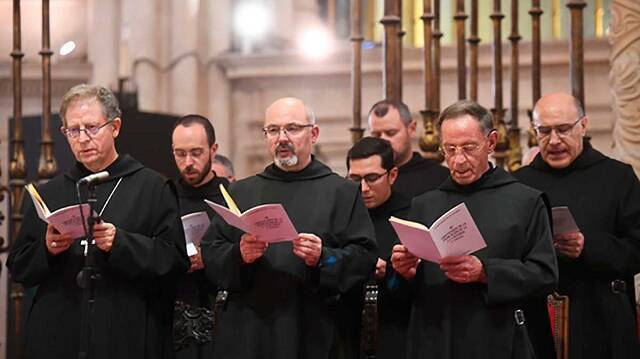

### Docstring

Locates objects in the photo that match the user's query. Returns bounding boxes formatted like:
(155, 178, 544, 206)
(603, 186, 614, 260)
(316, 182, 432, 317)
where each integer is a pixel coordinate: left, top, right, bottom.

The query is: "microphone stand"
(76, 181, 101, 359)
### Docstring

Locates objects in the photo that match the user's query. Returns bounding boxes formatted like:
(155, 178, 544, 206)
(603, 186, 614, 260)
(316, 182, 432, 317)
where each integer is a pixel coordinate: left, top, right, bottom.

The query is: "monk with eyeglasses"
(515, 92, 640, 359)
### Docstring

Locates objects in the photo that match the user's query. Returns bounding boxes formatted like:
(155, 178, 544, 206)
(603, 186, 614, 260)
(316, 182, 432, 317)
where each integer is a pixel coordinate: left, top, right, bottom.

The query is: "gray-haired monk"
(7, 84, 188, 359)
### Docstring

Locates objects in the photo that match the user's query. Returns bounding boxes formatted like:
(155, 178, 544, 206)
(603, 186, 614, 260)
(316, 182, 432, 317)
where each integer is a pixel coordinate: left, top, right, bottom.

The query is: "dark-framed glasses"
(262, 123, 314, 138)
(534, 117, 582, 138)
(63, 120, 113, 139)
(441, 142, 483, 157)
(173, 148, 206, 160)
(347, 171, 388, 184)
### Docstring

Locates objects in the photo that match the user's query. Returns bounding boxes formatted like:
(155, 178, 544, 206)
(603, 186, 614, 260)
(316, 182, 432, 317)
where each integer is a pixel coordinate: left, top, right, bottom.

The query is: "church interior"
(0, 0, 639, 358)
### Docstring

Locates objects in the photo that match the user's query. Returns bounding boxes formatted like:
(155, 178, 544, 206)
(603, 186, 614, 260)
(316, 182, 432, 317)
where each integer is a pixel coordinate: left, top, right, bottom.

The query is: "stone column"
(201, 0, 232, 155)
(125, 0, 160, 111)
(87, 0, 120, 88)
(169, 0, 199, 114)
(609, 0, 640, 178)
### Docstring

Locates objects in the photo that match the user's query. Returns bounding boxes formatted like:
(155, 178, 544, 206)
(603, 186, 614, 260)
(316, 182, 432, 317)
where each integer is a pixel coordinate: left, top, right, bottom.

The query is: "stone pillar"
(87, 0, 120, 88)
(201, 0, 232, 155)
(169, 0, 199, 114)
(609, 0, 640, 179)
(125, 0, 160, 111)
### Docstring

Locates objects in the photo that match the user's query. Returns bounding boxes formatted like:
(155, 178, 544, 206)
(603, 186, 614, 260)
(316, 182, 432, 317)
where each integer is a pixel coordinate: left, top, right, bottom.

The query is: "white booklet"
(181, 211, 211, 256)
(25, 183, 91, 239)
(389, 202, 487, 263)
(551, 206, 579, 235)
(204, 184, 298, 243)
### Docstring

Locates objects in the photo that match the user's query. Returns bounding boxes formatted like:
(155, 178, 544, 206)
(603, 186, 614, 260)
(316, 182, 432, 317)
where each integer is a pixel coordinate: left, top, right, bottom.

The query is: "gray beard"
(274, 154, 299, 169)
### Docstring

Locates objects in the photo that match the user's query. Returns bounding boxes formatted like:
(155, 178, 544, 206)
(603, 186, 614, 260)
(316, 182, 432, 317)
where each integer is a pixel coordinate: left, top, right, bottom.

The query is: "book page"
(181, 211, 211, 256)
(206, 199, 298, 243)
(241, 204, 298, 243)
(47, 203, 92, 239)
(389, 217, 441, 262)
(427, 203, 487, 258)
(25, 183, 51, 221)
(551, 206, 579, 235)
(205, 199, 253, 234)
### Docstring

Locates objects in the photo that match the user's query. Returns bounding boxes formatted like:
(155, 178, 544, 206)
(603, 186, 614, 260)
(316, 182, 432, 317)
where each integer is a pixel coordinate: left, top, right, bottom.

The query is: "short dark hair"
(346, 137, 395, 171)
(172, 114, 216, 146)
(212, 154, 235, 177)
(367, 99, 413, 125)
(437, 100, 494, 134)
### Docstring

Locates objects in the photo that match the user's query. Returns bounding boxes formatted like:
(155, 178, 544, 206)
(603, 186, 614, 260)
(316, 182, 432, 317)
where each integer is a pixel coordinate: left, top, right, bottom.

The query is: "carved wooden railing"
(349, 0, 588, 173)
(5, 1, 59, 357)
(349, 1, 588, 358)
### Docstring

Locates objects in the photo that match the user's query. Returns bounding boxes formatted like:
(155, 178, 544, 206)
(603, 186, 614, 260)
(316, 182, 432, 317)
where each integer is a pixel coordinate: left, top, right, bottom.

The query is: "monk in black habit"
(201, 97, 377, 359)
(7, 84, 189, 359)
(514, 92, 640, 359)
(347, 137, 411, 359)
(368, 99, 449, 199)
(171, 114, 229, 358)
(391, 100, 558, 359)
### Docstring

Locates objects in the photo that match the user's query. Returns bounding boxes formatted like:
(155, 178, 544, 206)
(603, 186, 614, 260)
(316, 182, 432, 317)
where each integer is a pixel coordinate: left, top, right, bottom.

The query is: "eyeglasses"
(63, 121, 113, 139)
(347, 171, 388, 184)
(441, 142, 484, 157)
(173, 148, 206, 160)
(262, 123, 314, 138)
(534, 118, 582, 138)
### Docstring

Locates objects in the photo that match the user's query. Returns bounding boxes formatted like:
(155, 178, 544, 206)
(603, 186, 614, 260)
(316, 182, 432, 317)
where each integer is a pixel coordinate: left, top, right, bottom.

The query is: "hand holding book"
(25, 183, 92, 240)
(45, 224, 74, 255)
(240, 233, 268, 264)
(389, 203, 486, 263)
(206, 184, 298, 243)
(439, 255, 486, 283)
(391, 244, 420, 280)
(551, 206, 583, 259)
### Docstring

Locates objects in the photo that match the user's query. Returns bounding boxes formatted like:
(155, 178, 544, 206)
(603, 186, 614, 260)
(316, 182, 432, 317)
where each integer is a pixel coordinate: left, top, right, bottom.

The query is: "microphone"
(78, 171, 110, 185)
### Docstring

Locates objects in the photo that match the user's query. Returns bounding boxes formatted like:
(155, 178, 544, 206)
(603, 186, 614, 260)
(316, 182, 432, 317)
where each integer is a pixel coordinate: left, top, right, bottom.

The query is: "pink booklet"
(205, 199, 298, 243)
(181, 211, 210, 256)
(25, 183, 91, 239)
(551, 206, 579, 235)
(389, 202, 486, 263)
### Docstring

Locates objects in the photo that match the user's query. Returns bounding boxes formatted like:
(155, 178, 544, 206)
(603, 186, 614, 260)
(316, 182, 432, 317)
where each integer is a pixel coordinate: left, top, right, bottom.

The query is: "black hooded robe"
(173, 175, 228, 359)
(404, 167, 558, 359)
(7, 154, 189, 359)
(201, 158, 377, 359)
(514, 141, 640, 359)
(392, 152, 450, 199)
(367, 191, 411, 359)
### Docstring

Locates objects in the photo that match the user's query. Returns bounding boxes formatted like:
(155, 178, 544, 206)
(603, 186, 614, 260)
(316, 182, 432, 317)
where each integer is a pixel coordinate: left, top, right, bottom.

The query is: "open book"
(204, 184, 298, 243)
(25, 183, 91, 239)
(389, 202, 486, 263)
(551, 206, 579, 235)
(181, 211, 210, 256)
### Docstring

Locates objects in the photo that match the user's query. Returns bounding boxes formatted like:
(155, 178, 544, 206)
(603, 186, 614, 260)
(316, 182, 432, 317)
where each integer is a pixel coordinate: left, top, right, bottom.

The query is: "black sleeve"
(315, 189, 378, 294)
(481, 197, 559, 304)
(107, 180, 190, 279)
(201, 212, 254, 291)
(579, 166, 640, 275)
(6, 197, 68, 287)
